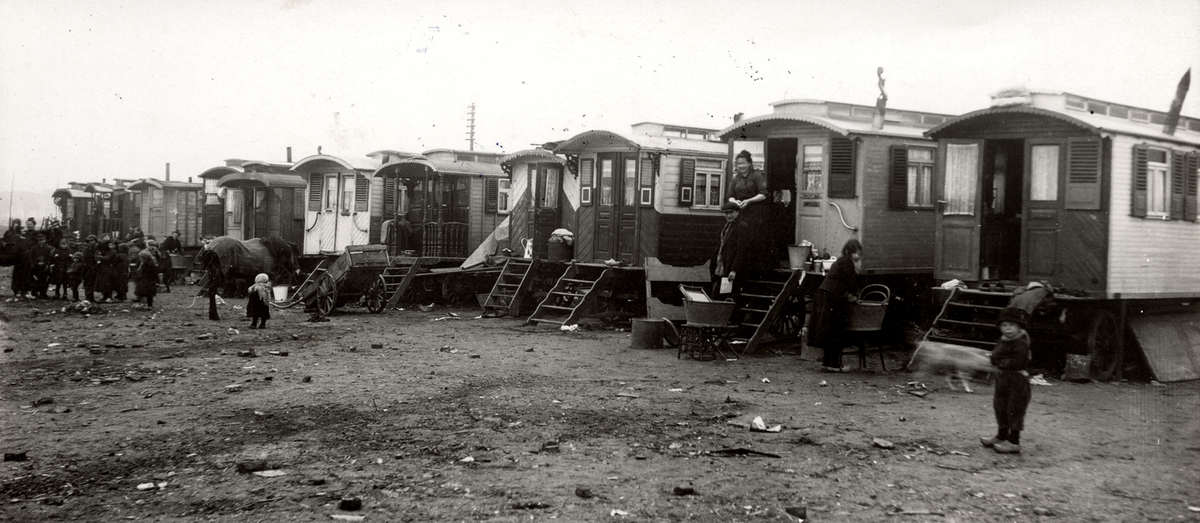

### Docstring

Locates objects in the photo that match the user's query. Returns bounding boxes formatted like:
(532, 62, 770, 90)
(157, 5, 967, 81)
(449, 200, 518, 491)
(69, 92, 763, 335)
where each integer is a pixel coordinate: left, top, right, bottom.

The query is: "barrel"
(630, 318, 665, 349)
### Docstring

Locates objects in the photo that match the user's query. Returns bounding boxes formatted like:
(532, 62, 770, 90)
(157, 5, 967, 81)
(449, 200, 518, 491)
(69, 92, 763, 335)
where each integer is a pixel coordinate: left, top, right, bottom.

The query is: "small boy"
(247, 273, 273, 329)
(980, 307, 1032, 454)
(64, 252, 84, 302)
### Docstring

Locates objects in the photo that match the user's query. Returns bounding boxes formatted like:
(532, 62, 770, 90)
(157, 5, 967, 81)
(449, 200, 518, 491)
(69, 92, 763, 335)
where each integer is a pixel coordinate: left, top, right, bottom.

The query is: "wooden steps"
(527, 264, 610, 326)
(383, 259, 424, 309)
(482, 258, 535, 316)
(729, 270, 807, 354)
(925, 287, 1008, 348)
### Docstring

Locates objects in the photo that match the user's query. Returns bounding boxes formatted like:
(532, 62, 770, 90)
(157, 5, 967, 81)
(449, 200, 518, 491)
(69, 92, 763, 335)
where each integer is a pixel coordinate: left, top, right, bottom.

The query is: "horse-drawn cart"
(277, 244, 393, 316)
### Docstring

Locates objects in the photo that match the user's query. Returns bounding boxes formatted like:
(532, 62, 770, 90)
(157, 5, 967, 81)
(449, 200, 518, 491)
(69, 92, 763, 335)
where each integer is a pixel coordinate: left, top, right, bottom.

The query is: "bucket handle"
(858, 283, 891, 304)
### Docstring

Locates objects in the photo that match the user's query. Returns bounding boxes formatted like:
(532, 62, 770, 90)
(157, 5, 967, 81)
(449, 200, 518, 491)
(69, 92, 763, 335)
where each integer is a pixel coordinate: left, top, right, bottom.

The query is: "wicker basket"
(684, 299, 737, 327)
(847, 284, 890, 332)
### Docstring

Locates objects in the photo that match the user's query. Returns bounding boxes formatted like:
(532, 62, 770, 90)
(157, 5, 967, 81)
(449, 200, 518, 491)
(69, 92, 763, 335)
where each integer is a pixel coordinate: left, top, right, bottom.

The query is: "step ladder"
(730, 270, 806, 354)
(383, 258, 424, 309)
(527, 264, 609, 326)
(482, 258, 534, 317)
(925, 287, 1009, 348)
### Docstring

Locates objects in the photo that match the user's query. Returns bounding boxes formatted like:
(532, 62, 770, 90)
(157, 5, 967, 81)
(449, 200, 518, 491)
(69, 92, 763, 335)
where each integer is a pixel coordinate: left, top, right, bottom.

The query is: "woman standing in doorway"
(728, 150, 771, 274)
(809, 239, 864, 372)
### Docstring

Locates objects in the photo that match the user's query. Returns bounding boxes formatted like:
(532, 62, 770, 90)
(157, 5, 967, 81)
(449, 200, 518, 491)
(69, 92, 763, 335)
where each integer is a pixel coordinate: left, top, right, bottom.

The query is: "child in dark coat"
(247, 273, 273, 329)
(981, 307, 1032, 454)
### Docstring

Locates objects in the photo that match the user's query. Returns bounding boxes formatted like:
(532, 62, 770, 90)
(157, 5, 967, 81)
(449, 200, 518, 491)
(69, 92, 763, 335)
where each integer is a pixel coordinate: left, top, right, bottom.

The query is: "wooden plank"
(1129, 313, 1200, 382)
(745, 270, 804, 354)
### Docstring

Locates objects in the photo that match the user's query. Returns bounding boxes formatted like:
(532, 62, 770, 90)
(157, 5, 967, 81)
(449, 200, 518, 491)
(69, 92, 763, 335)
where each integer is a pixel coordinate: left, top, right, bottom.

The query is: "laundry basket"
(847, 284, 890, 331)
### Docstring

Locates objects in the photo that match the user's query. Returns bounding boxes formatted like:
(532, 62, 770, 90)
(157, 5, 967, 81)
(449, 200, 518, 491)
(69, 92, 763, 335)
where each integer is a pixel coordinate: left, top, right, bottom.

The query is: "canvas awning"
(217, 172, 306, 189)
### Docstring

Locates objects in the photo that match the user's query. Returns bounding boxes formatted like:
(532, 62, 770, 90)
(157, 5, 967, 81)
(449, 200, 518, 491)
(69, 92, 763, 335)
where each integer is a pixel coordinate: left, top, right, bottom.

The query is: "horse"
(197, 236, 299, 320)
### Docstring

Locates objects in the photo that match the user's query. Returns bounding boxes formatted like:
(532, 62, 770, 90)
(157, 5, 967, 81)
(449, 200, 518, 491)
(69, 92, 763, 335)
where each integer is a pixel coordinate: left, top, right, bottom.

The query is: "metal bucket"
(630, 318, 665, 349)
(272, 285, 289, 302)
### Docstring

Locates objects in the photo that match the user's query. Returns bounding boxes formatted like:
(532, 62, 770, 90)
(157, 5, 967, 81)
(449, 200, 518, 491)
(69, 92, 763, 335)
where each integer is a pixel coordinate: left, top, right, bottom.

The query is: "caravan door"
(934, 140, 984, 281)
(1020, 139, 1065, 283)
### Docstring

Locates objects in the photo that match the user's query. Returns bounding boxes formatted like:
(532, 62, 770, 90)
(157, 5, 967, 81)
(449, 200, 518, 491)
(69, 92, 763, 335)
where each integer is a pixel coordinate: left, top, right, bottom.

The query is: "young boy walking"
(981, 307, 1032, 454)
(247, 273, 273, 329)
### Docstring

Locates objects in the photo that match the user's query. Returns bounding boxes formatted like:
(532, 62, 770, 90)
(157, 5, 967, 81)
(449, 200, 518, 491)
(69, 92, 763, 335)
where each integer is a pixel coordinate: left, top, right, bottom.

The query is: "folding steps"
(527, 264, 610, 326)
(729, 270, 806, 354)
(482, 258, 534, 317)
(382, 258, 423, 309)
(925, 287, 1009, 348)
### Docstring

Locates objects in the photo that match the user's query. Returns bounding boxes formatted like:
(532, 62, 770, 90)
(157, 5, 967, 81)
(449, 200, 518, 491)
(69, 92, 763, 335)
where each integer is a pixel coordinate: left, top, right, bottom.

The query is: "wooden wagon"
(279, 244, 393, 316)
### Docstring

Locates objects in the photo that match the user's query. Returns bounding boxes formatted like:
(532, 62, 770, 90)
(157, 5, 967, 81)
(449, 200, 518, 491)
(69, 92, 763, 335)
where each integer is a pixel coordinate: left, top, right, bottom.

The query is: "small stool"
(678, 323, 738, 361)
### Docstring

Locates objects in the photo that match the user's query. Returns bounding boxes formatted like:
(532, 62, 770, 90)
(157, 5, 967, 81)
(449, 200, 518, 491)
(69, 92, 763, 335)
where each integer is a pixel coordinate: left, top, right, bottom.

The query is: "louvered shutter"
(888, 145, 908, 209)
(640, 157, 654, 206)
(308, 173, 322, 211)
(1186, 153, 1199, 222)
(485, 178, 498, 213)
(1170, 151, 1186, 220)
(1131, 145, 1148, 217)
(1065, 137, 1103, 210)
(679, 158, 696, 206)
(354, 175, 369, 212)
(828, 137, 857, 198)
(382, 176, 397, 216)
(580, 159, 594, 206)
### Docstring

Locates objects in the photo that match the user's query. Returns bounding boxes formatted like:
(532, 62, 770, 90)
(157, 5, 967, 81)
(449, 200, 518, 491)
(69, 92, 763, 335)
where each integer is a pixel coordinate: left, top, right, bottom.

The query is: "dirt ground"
(1, 269, 1198, 522)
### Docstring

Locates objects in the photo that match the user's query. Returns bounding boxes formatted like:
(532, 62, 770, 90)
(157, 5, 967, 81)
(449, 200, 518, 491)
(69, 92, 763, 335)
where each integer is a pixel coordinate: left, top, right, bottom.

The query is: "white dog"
(907, 341, 996, 393)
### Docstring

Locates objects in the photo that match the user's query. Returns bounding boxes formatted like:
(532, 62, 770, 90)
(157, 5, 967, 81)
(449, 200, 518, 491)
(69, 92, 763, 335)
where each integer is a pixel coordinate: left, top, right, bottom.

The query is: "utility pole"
(465, 103, 477, 151)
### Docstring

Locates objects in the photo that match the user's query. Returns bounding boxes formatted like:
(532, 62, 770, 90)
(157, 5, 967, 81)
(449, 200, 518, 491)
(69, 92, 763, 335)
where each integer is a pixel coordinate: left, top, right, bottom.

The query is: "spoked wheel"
(366, 276, 387, 314)
(769, 293, 806, 339)
(1087, 310, 1119, 381)
(316, 291, 336, 317)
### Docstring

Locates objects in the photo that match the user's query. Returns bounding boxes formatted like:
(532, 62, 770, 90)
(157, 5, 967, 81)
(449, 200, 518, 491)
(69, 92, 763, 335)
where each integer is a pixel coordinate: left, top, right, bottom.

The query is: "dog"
(907, 341, 995, 393)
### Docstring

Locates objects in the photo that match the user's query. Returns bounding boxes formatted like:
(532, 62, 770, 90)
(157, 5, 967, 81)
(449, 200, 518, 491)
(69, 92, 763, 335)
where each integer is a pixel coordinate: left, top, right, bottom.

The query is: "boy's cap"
(721, 201, 739, 212)
(997, 307, 1029, 328)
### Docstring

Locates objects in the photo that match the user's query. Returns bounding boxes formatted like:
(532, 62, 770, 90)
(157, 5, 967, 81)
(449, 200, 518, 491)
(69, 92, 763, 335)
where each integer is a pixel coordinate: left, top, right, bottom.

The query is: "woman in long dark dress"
(809, 239, 863, 372)
(727, 150, 771, 275)
(133, 246, 159, 309)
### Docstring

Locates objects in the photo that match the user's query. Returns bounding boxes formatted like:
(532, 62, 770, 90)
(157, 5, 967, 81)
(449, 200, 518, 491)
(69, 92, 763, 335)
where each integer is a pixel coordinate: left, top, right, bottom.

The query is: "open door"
(934, 140, 984, 281)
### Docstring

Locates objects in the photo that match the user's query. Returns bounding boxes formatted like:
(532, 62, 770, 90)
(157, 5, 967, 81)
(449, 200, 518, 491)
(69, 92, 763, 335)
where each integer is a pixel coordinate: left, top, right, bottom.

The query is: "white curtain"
(944, 143, 979, 215)
(1030, 145, 1060, 201)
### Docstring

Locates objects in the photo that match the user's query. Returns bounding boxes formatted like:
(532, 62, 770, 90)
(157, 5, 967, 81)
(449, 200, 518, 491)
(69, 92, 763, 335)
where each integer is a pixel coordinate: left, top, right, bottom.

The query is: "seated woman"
(808, 239, 864, 372)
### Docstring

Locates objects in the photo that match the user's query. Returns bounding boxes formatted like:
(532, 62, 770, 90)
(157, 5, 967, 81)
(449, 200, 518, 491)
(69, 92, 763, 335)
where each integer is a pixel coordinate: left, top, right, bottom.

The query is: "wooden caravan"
(291, 154, 382, 256)
(922, 88, 1200, 381)
(717, 99, 954, 275)
(553, 123, 728, 266)
(51, 184, 93, 236)
(212, 161, 305, 247)
(371, 149, 507, 258)
(198, 161, 240, 239)
(125, 178, 204, 246)
(499, 148, 576, 258)
(926, 89, 1200, 298)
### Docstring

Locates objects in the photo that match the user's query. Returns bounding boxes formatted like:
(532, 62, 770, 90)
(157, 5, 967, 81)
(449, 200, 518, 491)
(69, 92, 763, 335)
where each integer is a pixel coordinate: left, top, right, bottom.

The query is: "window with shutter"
(1131, 145, 1148, 217)
(888, 145, 908, 209)
(1186, 152, 1199, 222)
(485, 178, 498, 213)
(580, 158, 594, 205)
(354, 175, 369, 212)
(679, 158, 696, 206)
(1170, 151, 1186, 220)
(1065, 138, 1102, 210)
(308, 173, 322, 211)
(383, 176, 397, 216)
(640, 157, 654, 206)
(828, 137, 856, 198)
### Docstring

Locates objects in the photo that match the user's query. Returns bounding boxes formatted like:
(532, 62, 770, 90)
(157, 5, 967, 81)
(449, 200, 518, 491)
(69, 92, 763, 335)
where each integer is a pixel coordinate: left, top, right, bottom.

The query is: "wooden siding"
(575, 205, 595, 261)
(638, 208, 659, 260)
(858, 135, 937, 273)
(657, 153, 733, 216)
(507, 193, 532, 253)
(1107, 134, 1200, 297)
(368, 175, 384, 243)
(658, 213, 723, 266)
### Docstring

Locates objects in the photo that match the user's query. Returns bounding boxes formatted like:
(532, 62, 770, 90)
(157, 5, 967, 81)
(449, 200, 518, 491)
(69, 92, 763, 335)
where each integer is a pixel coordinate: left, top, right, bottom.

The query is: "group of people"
(3, 218, 182, 309)
(708, 150, 1032, 455)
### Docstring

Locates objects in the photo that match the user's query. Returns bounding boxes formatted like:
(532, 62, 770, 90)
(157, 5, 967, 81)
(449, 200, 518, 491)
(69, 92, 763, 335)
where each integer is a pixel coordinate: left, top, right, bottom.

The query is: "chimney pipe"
(165, 162, 171, 181)
(188, 177, 192, 183)
(733, 112, 743, 123)
(1163, 68, 1191, 136)
(286, 146, 293, 163)
(317, 145, 323, 155)
(872, 67, 888, 131)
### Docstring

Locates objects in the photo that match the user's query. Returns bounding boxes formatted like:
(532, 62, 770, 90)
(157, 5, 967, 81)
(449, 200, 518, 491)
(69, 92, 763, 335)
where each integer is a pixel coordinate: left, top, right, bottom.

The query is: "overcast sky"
(2, 0, 1198, 213)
